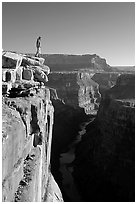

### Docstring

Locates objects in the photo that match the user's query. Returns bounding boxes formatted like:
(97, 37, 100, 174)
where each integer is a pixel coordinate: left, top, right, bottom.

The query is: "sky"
(2, 2, 135, 66)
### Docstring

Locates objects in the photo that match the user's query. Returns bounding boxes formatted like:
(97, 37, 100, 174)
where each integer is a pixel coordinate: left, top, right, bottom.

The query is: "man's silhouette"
(35, 36, 41, 57)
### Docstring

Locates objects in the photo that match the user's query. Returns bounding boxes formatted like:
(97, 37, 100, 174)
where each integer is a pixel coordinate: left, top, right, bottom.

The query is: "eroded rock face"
(2, 52, 63, 202)
(47, 72, 102, 115)
(77, 72, 101, 114)
(47, 72, 79, 107)
(2, 51, 23, 69)
(73, 74, 135, 201)
(46, 173, 63, 202)
(2, 88, 57, 202)
(2, 51, 50, 95)
(91, 72, 120, 94)
(42, 54, 111, 72)
(47, 71, 121, 115)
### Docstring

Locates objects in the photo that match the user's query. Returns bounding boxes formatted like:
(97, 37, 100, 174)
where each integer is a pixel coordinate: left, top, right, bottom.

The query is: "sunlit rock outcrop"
(77, 72, 101, 115)
(2, 51, 50, 95)
(2, 51, 63, 202)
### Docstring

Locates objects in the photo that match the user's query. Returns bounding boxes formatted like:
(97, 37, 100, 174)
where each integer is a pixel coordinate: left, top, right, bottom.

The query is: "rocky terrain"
(47, 71, 121, 115)
(46, 66, 135, 202)
(73, 74, 135, 201)
(2, 52, 63, 202)
(45, 68, 134, 202)
(2, 51, 135, 202)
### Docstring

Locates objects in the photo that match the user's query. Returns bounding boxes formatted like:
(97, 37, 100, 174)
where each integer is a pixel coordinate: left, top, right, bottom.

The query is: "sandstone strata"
(2, 51, 63, 202)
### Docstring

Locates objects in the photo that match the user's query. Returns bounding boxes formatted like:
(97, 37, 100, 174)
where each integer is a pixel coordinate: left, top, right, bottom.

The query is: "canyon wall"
(47, 71, 121, 115)
(2, 52, 63, 202)
(42, 54, 112, 71)
(73, 74, 135, 201)
(47, 72, 101, 115)
(46, 70, 124, 200)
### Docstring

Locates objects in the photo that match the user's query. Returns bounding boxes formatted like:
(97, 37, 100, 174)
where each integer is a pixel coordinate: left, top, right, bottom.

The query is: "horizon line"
(2, 50, 135, 67)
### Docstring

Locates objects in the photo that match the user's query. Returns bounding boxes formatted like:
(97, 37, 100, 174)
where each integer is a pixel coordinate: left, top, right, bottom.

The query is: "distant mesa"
(39, 54, 134, 73)
(42, 54, 111, 72)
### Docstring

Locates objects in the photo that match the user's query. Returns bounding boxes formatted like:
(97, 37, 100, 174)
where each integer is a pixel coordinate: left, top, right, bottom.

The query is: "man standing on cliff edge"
(35, 36, 41, 57)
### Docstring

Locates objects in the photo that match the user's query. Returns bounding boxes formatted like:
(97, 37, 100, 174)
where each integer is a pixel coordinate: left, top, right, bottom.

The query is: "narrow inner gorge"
(59, 118, 94, 201)
(50, 97, 95, 201)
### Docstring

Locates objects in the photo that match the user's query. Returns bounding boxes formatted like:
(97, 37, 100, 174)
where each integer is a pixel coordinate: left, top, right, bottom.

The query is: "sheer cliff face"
(2, 52, 63, 202)
(73, 74, 135, 202)
(2, 89, 56, 202)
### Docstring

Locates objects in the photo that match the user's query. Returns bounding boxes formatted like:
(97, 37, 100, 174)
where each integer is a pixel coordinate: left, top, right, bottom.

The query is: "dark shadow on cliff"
(50, 99, 89, 200)
(73, 74, 135, 202)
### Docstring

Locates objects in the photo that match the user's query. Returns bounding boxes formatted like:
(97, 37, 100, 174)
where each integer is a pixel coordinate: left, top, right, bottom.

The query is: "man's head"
(39, 36, 41, 39)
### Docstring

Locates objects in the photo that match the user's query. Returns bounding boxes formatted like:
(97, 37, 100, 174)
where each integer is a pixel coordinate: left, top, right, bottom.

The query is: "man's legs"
(35, 47, 41, 57)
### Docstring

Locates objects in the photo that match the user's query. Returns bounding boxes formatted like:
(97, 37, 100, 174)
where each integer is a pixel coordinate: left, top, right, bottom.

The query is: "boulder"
(2, 82, 12, 94)
(30, 65, 50, 75)
(22, 56, 45, 67)
(2, 51, 22, 69)
(2, 69, 16, 83)
(34, 69, 48, 85)
(22, 68, 34, 81)
(41, 65, 50, 75)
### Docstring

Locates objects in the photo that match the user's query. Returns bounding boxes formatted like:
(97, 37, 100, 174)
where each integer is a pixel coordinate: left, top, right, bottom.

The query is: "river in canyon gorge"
(59, 117, 95, 201)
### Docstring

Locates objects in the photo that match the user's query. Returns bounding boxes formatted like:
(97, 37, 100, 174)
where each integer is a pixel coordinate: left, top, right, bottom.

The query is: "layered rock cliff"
(2, 52, 63, 202)
(42, 54, 112, 71)
(47, 72, 101, 115)
(46, 71, 121, 115)
(73, 74, 135, 201)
